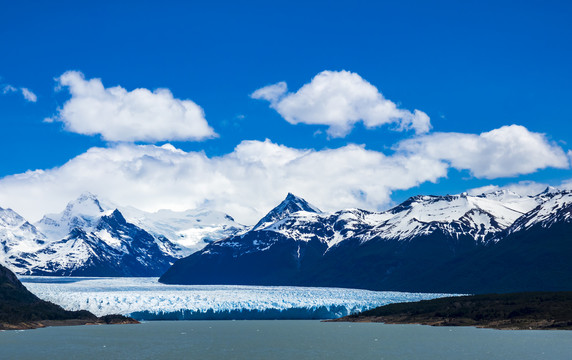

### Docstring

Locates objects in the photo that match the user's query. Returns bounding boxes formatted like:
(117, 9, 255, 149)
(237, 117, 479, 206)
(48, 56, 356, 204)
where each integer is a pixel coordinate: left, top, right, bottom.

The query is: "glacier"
(20, 276, 457, 320)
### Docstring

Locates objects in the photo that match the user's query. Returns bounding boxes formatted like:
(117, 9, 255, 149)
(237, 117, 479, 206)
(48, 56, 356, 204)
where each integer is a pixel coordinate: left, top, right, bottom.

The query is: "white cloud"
(251, 70, 431, 138)
(46, 71, 216, 142)
(0, 125, 567, 225)
(20, 88, 37, 102)
(0, 140, 448, 224)
(2, 85, 17, 94)
(397, 125, 569, 178)
(2, 84, 37, 102)
(251, 82, 287, 103)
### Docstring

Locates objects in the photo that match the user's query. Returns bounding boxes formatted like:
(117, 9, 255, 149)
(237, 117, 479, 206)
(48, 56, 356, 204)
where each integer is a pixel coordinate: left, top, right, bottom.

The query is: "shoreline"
(1, 315, 139, 331)
(328, 292, 572, 330)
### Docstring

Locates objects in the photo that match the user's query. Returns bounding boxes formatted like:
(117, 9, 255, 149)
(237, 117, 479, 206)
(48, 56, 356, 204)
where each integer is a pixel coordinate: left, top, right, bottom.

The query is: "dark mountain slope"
(160, 191, 572, 294)
(0, 264, 137, 330)
(419, 220, 572, 294)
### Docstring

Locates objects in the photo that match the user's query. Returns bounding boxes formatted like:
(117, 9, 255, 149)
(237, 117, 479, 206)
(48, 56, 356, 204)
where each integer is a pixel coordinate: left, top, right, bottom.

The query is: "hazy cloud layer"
(252, 70, 431, 137)
(46, 71, 216, 142)
(0, 125, 567, 224)
(467, 181, 551, 197)
(397, 125, 569, 178)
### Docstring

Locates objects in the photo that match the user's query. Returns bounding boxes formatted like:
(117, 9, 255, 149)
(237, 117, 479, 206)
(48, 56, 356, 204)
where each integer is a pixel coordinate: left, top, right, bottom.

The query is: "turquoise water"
(1, 321, 571, 359)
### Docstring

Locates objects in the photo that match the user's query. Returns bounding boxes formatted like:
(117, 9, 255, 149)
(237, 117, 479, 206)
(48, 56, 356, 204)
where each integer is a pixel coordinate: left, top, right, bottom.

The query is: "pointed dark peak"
(253, 193, 321, 230)
(389, 194, 439, 214)
(102, 209, 127, 226)
(285, 192, 298, 201)
(281, 193, 321, 214)
(539, 186, 561, 195)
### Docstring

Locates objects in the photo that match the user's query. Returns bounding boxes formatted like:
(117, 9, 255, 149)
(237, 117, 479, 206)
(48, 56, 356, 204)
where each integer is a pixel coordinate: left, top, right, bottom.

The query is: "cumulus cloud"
(0, 140, 448, 224)
(251, 70, 431, 138)
(2, 84, 37, 102)
(46, 71, 216, 142)
(397, 125, 569, 178)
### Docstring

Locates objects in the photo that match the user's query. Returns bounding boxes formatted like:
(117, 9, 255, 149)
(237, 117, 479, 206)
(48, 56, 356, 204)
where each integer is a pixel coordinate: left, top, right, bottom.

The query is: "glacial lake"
(2, 320, 571, 359)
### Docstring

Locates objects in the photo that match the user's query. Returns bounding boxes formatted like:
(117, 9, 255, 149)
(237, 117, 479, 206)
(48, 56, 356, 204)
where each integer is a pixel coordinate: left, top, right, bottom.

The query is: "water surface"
(1, 321, 571, 359)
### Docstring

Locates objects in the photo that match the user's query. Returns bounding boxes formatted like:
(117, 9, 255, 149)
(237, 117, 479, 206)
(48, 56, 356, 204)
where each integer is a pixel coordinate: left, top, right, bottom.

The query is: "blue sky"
(1, 0, 571, 223)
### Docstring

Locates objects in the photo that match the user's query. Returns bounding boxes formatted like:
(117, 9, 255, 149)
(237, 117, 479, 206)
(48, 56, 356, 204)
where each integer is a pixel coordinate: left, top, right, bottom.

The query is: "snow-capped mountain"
(3, 187, 571, 290)
(36, 192, 110, 241)
(37, 193, 246, 256)
(160, 189, 571, 294)
(19, 210, 179, 276)
(0, 193, 245, 276)
(253, 192, 322, 231)
(368, 190, 539, 242)
(0, 194, 181, 276)
(507, 189, 572, 233)
(0, 207, 47, 271)
(118, 206, 245, 255)
(165, 190, 538, 258)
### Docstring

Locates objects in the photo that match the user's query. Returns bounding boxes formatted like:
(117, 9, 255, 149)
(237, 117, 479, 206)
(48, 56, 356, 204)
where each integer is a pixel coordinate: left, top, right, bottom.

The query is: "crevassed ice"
(21, 276, 457, 320)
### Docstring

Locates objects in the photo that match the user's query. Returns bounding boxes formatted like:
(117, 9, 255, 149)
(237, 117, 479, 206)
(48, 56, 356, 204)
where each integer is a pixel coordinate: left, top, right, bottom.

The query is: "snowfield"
(20, 276, 456, 320)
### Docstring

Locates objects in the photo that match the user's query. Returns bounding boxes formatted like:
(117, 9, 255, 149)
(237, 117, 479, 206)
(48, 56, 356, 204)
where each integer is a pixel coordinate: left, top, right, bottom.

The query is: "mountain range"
(1, 188, 571, 294)
(0, 193, 244, 276)
(159, 188, 572, 294)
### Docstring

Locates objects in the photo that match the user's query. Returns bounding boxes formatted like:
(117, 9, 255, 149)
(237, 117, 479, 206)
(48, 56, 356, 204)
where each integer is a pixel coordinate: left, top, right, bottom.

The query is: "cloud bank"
(46, 71, 216, 142)
(251, 70, 431, 137)
(0, 125, 567, 224)
(0, 141, 448, 224)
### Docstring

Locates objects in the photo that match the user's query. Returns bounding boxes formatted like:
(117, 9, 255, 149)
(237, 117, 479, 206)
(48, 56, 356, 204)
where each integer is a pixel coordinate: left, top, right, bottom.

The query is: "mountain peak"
(277, 193, 321, 214)
(253, 193, 321, 230)
(539, 186, 561, 195)
(0, 207, 26, 227)
(36, 192, 107, 241)
(64, 192, 104, 217)
(98, 209, 128, 228)
(285, 192, 298, 200)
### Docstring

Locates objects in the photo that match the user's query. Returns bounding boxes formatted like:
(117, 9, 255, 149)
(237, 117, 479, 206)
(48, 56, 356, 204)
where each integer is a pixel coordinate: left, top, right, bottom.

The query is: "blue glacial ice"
(20, 276, 458, 320)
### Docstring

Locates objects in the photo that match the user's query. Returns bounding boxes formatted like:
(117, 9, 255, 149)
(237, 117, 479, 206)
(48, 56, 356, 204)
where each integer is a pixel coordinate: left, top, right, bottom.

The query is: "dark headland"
(329, 292, 572, 330)
(0, 264, 138, 330)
